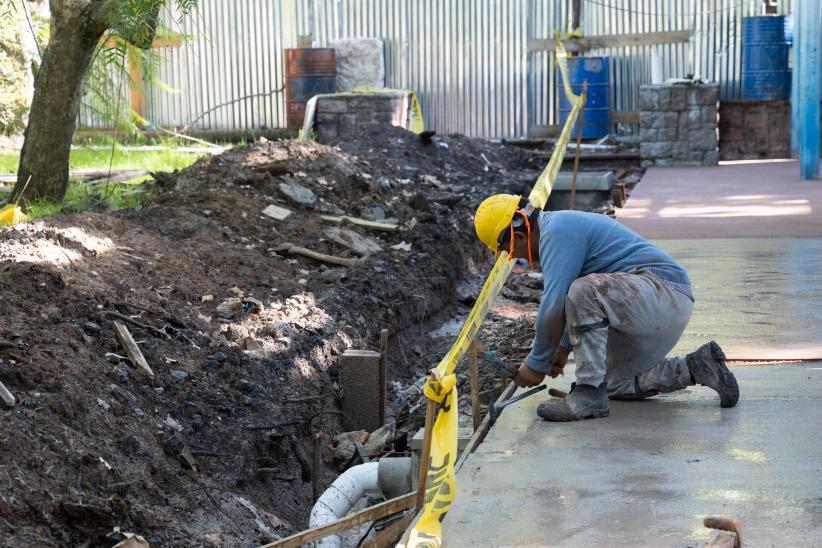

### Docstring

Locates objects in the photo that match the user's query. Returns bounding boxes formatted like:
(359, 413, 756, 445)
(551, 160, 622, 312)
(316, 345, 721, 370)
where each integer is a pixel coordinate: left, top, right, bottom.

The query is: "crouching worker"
(473, 194, 739, 422)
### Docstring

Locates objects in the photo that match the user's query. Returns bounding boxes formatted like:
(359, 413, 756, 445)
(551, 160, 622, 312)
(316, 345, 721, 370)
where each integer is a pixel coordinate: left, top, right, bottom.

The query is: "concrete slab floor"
(443, 364, 822, 547)
(658, 238, 822, 360)
(617, 159, 822, 239)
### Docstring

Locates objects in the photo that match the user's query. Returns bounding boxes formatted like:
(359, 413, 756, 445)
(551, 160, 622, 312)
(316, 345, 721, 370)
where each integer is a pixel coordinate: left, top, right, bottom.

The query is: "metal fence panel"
(78, 0, 795, 139)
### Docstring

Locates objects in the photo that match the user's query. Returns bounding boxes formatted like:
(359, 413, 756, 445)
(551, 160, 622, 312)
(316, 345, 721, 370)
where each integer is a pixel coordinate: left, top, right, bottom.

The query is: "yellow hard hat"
(474, 194, 521, 252)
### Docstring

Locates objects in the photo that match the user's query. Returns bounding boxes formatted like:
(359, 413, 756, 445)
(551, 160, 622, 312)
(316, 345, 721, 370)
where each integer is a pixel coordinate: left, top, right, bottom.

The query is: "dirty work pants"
(565, 270, 695, 399)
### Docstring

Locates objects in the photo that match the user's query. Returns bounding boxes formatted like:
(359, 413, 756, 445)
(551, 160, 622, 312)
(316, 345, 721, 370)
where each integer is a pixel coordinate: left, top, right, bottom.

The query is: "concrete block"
(689, 128, 716, 151)
(641, 141, 673, 159)
(554, 171, 615, 191)
(669, 86, 687, 111)
(672, 141, 688, 161)
(657, 126, 678, 141)
(317, 112, 339, 123)
(639, 111, 655, 128)
(316, 123, 338, 143)
(639, 86, 660, 111)
(318, 98, 349, 114)
(687, 84, 719, 106)
(678, 111, 690, 134)
(640, 127, 658, 141)
(338, 113, 360, 132)
(658, 87, 672, 109)
(339, 349, 383, 432)
(687, 149, 705, 162)
(702, 150, 719, 165)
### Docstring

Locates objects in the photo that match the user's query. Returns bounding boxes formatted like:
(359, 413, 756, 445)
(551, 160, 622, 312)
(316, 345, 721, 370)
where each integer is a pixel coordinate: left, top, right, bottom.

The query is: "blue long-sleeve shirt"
(524, 210, 692, 373)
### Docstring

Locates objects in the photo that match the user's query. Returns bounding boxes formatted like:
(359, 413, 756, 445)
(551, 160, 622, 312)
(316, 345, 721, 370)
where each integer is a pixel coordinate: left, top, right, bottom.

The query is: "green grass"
(0, 144, 209, 174)
(2, 137, 227, 218)
(24, 180, 150, 219)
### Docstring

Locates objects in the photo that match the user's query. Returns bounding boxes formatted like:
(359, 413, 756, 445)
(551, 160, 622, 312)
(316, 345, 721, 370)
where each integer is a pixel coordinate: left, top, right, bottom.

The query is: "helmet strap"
(506, 209, 535, 271)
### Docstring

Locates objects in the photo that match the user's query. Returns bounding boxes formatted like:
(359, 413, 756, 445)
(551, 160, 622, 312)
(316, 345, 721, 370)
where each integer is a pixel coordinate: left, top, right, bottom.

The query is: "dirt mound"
(0, 129, 545, 545)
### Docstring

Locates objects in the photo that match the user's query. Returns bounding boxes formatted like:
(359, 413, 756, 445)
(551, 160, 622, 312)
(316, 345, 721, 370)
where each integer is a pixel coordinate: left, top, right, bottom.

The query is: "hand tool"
(489, 384, 547, 425)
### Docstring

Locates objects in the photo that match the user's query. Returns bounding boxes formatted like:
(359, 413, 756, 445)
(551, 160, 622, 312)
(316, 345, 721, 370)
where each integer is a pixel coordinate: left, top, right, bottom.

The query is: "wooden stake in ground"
(415, 369, 440, 511)
(313, 432, 323, 503)
(379, 329, 389, 427)
(469, 340, 481, 432)
(569, 87, 588, 211)
(112, 321, 155, 378)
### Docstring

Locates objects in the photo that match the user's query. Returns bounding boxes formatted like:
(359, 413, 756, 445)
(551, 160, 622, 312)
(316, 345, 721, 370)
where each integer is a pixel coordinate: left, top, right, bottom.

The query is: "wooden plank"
(319, 215, 399, 232)
(378, 329, 389, 426)
(528, 30, 691, 52)
(415, 396, 438, 510)
(112, 321, 155, 378)
(611, 110, 640, 125)
(362, 511, 417, 548)
(259, 492, 417, 548)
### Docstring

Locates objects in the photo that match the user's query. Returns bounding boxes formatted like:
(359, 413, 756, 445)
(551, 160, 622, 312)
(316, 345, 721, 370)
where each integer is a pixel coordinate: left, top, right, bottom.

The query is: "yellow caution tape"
(0, 204, 29, 226)
(407, 37, 584, 548)
(351, 86, 425, 134)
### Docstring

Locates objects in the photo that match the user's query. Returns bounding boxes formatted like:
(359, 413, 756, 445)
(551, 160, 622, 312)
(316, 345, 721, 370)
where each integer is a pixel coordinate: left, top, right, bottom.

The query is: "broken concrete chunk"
(390, 241, 412, 252)
(364, 423, 396, 456)
(278, 177, 316, 207)
(262, 204, 292, 221)
(169, 369, 189, 381)
(332, 430, 370, 465)
(329, 37, 385, 91)
(324, 226, 382, 255)
(319, 267, 348, 282)
(318, 201, 345, 215)
(360, 205, 386, 221)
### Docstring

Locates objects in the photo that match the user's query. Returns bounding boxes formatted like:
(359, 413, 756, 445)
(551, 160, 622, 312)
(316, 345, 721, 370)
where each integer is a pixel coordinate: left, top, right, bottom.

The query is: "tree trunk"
(11, 1, 107, 204)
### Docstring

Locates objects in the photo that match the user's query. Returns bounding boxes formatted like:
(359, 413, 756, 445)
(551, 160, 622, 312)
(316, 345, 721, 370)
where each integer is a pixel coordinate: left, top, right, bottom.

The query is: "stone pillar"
(639, 83, 720, 167)
(338, 349, 383, 432)
(315, 92, 409, 143)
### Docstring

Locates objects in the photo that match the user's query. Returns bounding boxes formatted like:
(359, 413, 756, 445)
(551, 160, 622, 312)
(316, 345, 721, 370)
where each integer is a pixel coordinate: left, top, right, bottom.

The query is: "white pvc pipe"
(309, 462, 379, 548)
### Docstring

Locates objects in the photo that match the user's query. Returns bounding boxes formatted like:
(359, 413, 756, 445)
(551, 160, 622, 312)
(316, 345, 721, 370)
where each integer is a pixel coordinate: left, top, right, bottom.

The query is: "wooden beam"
(528, 30, 691, 53)
(319, 215, 399, 232)
(112, 321, 155, 378)
(258, 492, 416, 548)
(272, 243, 365, 268)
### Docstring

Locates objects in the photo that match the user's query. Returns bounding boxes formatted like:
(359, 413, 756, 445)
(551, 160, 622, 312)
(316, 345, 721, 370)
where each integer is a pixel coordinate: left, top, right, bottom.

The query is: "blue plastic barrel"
(741, 15, 792, 100)
(558, 56, 610, 139)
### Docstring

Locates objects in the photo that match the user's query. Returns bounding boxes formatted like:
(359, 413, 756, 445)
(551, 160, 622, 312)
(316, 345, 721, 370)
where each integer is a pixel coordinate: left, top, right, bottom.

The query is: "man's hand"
(515, 364, 545, 388)
(548, 346, 571, 378)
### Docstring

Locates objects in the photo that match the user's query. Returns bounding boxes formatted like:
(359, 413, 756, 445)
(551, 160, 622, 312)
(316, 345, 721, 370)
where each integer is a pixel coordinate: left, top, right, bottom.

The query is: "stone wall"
(314, 92, 408, 143)
(639, 83, 720, 167)
(718, 101, 790, 160)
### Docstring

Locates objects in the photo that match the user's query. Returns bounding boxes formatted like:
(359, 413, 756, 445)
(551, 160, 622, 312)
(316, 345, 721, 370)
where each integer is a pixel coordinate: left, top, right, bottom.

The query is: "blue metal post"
(797, 0, 820, 180)
(790, 16, 801, 158)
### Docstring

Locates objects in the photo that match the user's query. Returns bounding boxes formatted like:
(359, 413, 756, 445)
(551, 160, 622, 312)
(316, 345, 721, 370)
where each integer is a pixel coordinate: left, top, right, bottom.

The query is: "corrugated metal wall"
(77, 0, 794, 139)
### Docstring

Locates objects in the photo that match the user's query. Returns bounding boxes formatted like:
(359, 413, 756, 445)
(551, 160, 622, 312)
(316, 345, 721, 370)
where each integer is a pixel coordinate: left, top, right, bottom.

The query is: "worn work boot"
(687, 341, 739, 408)
(537, 382, 609, 422)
